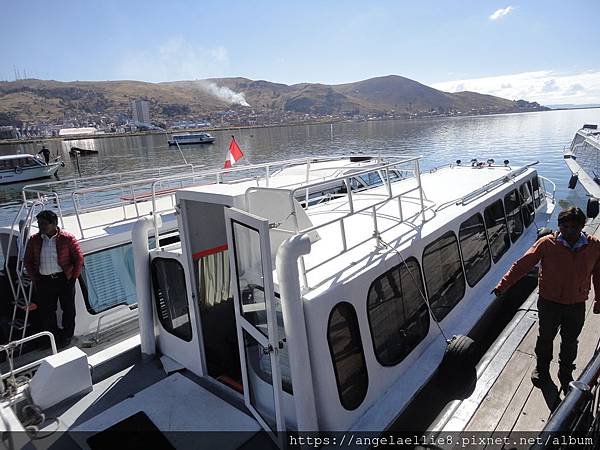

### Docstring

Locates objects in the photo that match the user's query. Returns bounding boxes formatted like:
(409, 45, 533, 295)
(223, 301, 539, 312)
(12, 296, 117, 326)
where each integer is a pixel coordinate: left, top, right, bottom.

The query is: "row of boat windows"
(327, 176, 541, 410)
(0, 158, 43, 169)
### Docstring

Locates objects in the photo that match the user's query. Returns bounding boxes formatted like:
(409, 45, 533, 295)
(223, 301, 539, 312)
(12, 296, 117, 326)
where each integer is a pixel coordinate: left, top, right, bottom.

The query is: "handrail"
(539, 175, 556, 203)
(435, 162, 540, 212)
(0, 331, 58, 381)
(17, 164, 199, 238)
(20, 163, 195, 200)
(149, 154, 416, 247)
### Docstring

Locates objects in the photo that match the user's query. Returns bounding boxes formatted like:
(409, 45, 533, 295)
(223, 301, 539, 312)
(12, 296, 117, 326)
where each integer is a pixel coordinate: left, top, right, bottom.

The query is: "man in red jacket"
(494, 207, 600, 393)
(24, 210, 84, 348)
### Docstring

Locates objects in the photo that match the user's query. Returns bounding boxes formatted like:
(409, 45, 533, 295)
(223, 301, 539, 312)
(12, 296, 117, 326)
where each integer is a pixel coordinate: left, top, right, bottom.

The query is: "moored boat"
(0, 155, 63, 185)
(0, 154, 558, 443)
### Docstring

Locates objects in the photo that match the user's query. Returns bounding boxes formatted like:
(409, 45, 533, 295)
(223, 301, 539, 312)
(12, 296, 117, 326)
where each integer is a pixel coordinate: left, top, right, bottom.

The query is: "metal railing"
(245, 156, 432, 290)
(148, 154, 411, 247)
(0, 331, 58, 383)
(19, 164, 198, 238)
(434, 161, 556, 212)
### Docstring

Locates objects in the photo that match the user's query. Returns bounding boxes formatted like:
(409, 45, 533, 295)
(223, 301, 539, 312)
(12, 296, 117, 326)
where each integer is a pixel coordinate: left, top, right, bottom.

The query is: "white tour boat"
(168, 132, 215, 146)
(0, 155, 63, 185)
(0, 154, 556, 446)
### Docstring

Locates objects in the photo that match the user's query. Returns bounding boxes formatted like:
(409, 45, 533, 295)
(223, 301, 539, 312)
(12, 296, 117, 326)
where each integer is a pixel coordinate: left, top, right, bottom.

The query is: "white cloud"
(489, 6, 514, 20)
(117, 36, 229, 82)
(431, 70, 600, 105)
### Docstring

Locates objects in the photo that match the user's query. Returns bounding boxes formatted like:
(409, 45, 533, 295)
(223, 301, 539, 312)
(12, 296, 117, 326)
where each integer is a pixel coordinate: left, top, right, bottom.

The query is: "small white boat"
(0, 154, 62, 185)
(168, 132, 215, 146)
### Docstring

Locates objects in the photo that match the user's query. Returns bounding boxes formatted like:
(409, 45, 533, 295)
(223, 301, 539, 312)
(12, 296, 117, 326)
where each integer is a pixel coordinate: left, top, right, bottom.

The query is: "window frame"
(458, 213, 492, 287)
(327, 301, 369, 411)
(504, 189, 524, 243)
(366, 257, 430, 367)
(519, 180, 535, 228)
(483, 199, 511, 263)
(150, 256, 193, 342)
(422, 230, 466, 321)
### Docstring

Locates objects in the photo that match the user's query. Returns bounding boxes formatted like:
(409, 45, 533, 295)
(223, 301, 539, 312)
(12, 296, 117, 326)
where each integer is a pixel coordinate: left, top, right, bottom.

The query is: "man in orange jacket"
(24, 210, 84, 348)
(494, 207, 600, 393)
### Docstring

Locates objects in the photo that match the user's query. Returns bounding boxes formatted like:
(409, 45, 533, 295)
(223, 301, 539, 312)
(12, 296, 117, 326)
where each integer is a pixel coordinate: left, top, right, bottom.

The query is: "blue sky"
(2, 0, 599, 104)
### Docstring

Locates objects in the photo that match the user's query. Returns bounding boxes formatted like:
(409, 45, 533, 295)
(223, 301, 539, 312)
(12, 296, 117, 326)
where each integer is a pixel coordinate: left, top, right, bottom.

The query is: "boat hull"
(0, 163, 61, 184)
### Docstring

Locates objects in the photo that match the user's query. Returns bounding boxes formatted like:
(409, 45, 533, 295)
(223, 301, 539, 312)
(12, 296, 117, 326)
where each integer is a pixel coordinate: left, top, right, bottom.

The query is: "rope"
(378, 238, 450, 343)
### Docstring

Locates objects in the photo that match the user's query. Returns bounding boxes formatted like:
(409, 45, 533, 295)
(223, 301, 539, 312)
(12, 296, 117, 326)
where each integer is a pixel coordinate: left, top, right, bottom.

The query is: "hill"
(0, 75, 547, 127)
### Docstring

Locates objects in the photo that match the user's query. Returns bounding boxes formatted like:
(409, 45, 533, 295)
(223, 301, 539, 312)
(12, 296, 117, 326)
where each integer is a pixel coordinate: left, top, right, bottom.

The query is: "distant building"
(58, 127, 97, 137)
(131, 100, 151, 126)
(0, 126, 19, 140)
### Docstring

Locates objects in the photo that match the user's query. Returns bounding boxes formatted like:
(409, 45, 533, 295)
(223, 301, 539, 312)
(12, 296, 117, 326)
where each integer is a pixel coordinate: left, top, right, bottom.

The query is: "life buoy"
(14, 166, 23, 174)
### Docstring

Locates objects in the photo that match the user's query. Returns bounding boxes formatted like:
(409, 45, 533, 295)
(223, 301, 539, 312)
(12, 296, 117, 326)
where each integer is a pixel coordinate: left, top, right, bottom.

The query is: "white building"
(58, 127, 97, 137)
(131, 100, 151, 126)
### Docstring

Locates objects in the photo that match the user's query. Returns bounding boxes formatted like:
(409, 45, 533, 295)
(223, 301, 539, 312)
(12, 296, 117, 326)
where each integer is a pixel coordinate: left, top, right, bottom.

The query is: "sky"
(1, 0, 599, 105)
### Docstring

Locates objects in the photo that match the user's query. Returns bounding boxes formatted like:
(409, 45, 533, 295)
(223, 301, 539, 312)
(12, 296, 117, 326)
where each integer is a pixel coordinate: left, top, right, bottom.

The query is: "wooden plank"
(489, 356, 536, 433)
(465, 350, 534, 432)
(510, 360, 561, 432)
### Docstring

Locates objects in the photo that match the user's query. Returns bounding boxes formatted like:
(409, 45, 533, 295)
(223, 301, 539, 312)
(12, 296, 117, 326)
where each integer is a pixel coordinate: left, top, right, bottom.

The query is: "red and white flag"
(223, 136, 244, 168)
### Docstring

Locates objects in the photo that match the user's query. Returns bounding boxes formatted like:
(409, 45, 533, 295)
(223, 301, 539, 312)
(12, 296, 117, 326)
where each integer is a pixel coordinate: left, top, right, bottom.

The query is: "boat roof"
(0, 154, 36, 161)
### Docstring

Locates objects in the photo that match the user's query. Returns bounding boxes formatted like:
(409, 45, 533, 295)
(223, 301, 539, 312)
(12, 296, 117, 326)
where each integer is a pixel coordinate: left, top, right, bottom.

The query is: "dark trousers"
(535, 297, 586, 376)
(36, 273, 76, 340)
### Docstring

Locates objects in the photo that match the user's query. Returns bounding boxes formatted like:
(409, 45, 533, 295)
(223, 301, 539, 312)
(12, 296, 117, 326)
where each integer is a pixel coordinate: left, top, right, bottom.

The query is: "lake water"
(1, 108, 599, 227)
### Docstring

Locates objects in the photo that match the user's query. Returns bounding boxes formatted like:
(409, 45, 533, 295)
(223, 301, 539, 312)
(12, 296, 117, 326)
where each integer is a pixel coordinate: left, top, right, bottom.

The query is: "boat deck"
(431, 217, 600, 446)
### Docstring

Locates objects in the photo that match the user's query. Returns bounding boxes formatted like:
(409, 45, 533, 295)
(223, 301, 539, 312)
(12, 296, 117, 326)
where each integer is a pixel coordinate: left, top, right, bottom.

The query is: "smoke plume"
(196, 81, 250, 106)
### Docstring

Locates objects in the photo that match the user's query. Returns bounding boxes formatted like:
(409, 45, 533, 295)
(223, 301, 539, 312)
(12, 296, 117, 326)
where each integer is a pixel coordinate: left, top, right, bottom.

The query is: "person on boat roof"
(493, 206, 600, 394)
(24, 210, 84, 349)
(37, 145, 50, 164)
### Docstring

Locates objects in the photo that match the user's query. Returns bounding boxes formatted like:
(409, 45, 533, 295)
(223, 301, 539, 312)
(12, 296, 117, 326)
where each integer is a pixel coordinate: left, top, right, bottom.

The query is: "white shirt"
(39, 233, 62, 275)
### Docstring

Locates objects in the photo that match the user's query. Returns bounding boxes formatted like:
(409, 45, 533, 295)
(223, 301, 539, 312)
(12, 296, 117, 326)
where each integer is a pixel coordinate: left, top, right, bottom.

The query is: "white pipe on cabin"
(276, 234, 318, 431)
(132, 215, 162, 359)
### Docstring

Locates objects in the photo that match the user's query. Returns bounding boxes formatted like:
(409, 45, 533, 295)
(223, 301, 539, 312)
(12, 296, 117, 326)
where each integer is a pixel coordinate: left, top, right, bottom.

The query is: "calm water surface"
(1, 109, 599, 226)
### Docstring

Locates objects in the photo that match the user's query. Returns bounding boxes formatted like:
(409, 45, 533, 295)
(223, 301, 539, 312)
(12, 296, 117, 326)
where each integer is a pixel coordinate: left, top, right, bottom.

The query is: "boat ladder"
(5, 199, 46, 351)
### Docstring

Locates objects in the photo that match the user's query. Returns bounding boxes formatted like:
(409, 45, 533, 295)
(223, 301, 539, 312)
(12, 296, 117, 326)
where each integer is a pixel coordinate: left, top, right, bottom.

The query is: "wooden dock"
(430, 218, 600, 447)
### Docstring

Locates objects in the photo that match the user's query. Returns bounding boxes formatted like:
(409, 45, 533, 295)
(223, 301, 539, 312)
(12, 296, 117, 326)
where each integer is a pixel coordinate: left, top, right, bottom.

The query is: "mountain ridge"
(0, 74, 548, 127)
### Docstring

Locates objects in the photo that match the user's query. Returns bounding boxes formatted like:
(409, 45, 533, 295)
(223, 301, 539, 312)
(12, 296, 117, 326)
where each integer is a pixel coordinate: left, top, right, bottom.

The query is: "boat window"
(380, 170, 402, 182)
(151, 257, 192, 342)
(532, 176, 541, 208)
(520, 181, 535, 228)
(484, 200, 510, 263)
(80, 235, 180, 315)
(358, 171, 383, 187)
(349, 177, 366, 191)
(422, 231, 466, 321)
(327, 302, 368, 410)
(459, 213, 491, 287)
(367, 257, 430, 366)
(80, 243, 137, 314)
(0, 159, 17, 169)
(25, 157, 40, 167)
(504, 189, 524, 242)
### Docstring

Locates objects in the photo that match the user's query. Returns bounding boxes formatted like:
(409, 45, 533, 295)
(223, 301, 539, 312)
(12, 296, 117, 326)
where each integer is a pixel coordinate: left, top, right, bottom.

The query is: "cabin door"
(224, 207, 286, 434)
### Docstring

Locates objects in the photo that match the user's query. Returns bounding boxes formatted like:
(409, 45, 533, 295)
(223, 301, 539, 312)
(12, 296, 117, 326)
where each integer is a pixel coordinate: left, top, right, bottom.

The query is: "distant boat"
(69, 146, 99, 156)
(0, 154, 63, 184)
(168, 132, 215, 146)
